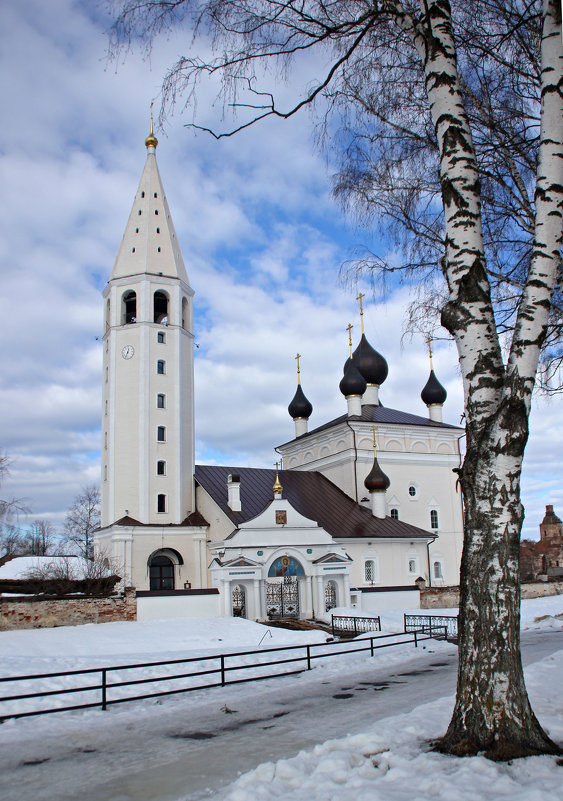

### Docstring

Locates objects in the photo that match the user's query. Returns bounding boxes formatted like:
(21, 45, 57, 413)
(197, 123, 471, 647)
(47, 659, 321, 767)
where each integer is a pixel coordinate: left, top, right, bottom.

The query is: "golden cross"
(295, 353, 301, 384)
(356, 292, 365, 334)
(372, 425, 377, 456)
(149, 102, 154, 135)
(426, 335, 433, 369)
(346, 323, 353, 357)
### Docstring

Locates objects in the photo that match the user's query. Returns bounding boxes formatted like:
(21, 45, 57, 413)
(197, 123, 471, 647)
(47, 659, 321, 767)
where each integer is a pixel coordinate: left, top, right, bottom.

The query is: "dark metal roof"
(195, 464, 433, 542)
(99, 510, 208, 532)
(279, 403, 461, 446)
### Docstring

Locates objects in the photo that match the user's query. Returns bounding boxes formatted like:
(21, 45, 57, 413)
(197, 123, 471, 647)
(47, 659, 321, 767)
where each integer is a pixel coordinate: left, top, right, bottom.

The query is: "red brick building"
(521, 505, 563, 580)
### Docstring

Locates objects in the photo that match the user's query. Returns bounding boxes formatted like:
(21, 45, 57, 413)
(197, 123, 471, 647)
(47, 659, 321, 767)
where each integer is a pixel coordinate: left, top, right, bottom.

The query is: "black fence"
(0, 630, 437, 721)
(404, 614, 458, 640)
(331, 615, 381, 637)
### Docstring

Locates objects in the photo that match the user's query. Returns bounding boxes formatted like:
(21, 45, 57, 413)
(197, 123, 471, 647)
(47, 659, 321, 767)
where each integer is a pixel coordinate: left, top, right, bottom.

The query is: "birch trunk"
(408, 0, 563, 757)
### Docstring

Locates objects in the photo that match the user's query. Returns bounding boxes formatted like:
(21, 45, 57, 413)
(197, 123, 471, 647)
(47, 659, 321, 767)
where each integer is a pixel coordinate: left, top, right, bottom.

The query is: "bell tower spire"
(100, 123, 195, 538)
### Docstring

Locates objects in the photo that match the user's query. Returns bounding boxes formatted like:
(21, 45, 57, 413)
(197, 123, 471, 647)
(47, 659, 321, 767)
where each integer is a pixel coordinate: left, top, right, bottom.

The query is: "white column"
(315, 575, 324, 618)
(222, 579, 231, 616)
(343, 573, 351, 607)
(428, 404, 443, 423)
(192, 533, 206, 588)
(294, 418, 308, 437)
(253, 579, 262, 620)
(371, 490, 387, 519)
(304, 576, 313, 619)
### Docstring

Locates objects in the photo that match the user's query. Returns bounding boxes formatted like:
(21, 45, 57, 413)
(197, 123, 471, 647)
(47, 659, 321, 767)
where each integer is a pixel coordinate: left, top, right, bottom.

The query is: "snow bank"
(219, 649, 563, 801)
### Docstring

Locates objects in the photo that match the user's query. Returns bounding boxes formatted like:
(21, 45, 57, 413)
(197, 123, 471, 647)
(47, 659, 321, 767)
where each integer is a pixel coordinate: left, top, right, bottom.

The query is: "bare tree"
(109, 0, 562, 757)
(22, 520, 57, 556)
(63, 486, 101, 561)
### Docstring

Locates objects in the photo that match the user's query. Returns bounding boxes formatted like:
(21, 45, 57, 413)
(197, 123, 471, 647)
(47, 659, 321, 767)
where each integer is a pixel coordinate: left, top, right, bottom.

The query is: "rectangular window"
(157, 394, 165, 409)
(157, 426, 166, 442)
(157, 460, 166, 475)
(157, 331, 165, 343)
(157, 494, 166, 513)
(157, 360, 165, 375)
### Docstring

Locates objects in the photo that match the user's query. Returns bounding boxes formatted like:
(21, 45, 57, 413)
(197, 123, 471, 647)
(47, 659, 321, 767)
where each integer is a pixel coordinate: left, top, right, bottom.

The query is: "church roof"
(108, 141, 190, 284)
(280, 403, 461, 446)
(195, 465, 433, 541)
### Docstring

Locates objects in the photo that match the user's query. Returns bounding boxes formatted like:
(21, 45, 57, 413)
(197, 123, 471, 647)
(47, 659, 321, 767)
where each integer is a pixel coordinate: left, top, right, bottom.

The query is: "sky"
(0, 0, 561, 539)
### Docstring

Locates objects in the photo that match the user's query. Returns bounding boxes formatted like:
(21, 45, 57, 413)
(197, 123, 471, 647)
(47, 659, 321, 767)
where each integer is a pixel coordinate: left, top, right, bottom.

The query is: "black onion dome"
(364, 457, 391, 492)
(339, 358, 367, 397)
(288, 384, 313, 419)
(353, 334, 388, 385)
(421, 369, 447, 405)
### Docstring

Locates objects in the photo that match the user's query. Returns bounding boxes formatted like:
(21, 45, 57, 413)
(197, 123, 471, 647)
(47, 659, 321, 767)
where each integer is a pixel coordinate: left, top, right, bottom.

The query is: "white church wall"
(359, 587, 420, 611)
(137, 590, 220, 621)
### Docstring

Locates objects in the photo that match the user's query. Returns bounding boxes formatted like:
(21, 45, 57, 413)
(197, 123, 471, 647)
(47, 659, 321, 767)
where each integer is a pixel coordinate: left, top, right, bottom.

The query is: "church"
(94, 123, 464, 620)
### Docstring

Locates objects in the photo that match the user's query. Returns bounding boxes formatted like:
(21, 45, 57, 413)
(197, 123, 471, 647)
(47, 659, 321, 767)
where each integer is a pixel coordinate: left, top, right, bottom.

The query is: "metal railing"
(404, 613, 458, 639)
(331, 614, 381, 637)
(0, 629, 437, 721)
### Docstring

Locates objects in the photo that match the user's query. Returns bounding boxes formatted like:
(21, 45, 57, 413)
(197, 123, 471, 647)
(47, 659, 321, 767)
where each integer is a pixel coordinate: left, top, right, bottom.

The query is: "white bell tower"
(100, 119, 195, 530)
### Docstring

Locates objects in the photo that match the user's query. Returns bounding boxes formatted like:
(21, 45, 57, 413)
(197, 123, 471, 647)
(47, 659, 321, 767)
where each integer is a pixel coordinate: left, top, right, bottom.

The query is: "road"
(0, 629, 560, 801)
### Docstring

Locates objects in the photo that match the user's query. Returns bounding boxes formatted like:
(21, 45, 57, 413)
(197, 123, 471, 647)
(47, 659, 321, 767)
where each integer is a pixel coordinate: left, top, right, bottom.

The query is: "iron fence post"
(101, 669, 107, 711)
(370, 637, 374, 657)
(307, 645, 311, 671)
(220, 655, 225, 686)
(414, 630, 418, 648)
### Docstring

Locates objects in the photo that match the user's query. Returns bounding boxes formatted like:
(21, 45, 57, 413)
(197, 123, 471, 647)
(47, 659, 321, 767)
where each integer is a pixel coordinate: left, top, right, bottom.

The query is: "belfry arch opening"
(182, 297, 188, 330)
(154, 291, 169, 324)
(122, 291, 137, 324)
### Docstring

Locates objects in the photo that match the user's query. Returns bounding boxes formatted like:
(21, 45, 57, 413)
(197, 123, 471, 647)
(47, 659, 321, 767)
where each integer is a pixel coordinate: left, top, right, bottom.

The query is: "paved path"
(0, 629, 560, 801)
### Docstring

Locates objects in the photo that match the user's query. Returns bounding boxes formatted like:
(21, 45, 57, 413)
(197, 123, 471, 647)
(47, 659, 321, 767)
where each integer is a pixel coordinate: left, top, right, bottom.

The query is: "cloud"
(0, 0, 560, 543)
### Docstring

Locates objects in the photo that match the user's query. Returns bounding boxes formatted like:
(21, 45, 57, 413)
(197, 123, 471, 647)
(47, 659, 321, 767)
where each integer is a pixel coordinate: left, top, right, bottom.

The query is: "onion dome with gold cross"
(364, 430, 390, 492)
(421, 338, 447, 406)
(340, 324, 367, 397)
(288, 353, 313, 419)
(351, 292, 388, 386)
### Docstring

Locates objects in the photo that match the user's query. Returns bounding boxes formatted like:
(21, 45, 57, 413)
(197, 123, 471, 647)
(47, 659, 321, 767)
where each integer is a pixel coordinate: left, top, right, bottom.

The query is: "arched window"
(157, 426, 166, 442)
(122, 291, 137, 324)
(365, 560, 375, 584)
(182, 297, 189, 330)
(106, 298, 110, 330)
(390, 508, 399, 520)
(157, 493, 166, 513)
(154, 291, 169, 324)
(430, 509, 439, 529)
(157, 360, 165, 375)
(149, 554, 173, 590)
(157, 394, 165, 409)
(157, 331, 166, 343)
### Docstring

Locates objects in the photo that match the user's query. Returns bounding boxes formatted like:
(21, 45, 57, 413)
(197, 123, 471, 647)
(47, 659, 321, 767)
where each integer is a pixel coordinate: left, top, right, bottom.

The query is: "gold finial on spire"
(145, 102, 158, 149)
(372, 425, 378, 457)
(273, 461, 283, 495)
(427, 335, 434, 370)
(295, 353, 302, 385)
(346, 323, 354, 357)
(356, 292, 365, 334)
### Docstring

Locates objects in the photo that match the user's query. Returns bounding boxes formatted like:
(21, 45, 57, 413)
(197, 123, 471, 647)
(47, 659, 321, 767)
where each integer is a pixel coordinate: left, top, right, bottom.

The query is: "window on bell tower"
(122, 290, 137, 324)
(154, 291, 168, 324)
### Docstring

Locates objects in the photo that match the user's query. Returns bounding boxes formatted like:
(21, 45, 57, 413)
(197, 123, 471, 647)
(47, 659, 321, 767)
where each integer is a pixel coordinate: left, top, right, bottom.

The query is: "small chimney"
(227, 473, 241, 511)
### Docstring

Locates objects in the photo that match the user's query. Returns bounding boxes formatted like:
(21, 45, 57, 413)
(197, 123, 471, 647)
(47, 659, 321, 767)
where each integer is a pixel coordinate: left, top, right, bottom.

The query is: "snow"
(0, 555, 88, 579)
(0, 596, 561, 801)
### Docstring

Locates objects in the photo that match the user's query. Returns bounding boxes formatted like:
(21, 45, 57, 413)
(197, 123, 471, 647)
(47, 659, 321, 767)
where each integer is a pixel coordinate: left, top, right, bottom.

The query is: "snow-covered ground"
(0, 596, 561, 801)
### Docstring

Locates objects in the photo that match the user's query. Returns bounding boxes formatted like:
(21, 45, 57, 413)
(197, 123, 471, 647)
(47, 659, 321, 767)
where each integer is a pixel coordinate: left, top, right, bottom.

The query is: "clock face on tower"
(121, 344, 135, 360)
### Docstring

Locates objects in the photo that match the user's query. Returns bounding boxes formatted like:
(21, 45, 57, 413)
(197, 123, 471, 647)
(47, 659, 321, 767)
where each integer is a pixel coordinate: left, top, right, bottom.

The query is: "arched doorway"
(232, 585, 246, 618)
(149, 554, 174, 590)
(266, 556, 304, 619)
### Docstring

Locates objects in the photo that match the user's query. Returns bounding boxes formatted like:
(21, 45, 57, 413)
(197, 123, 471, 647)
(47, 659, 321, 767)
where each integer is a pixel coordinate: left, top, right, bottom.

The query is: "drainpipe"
(345, 419, 359, 502)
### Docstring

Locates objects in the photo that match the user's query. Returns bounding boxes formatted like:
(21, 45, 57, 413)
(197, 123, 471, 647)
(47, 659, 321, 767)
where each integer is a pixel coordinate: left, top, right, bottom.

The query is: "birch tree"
(110, 0, 563, 758)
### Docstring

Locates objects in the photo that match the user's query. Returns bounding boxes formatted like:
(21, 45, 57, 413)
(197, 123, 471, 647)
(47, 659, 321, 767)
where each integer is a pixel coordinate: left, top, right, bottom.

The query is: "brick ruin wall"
(0, 588, 137, 630)
(421, 581, 563, 609)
